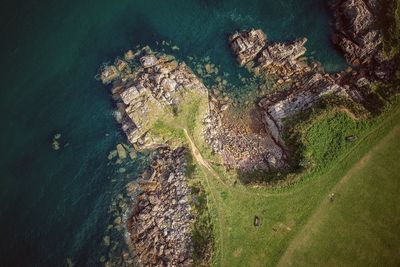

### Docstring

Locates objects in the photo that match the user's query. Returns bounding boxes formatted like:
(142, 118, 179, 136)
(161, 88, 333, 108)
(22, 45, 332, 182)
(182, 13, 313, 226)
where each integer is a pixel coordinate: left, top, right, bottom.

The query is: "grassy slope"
(278, 126, 400, 267)
(148, 89, 209, 147)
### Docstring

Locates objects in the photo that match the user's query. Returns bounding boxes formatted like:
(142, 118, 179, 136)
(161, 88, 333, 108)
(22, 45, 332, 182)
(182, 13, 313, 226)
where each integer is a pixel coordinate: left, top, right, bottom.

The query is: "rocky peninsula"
(100, 45, 211, 266)
(99, 0, 399, 265)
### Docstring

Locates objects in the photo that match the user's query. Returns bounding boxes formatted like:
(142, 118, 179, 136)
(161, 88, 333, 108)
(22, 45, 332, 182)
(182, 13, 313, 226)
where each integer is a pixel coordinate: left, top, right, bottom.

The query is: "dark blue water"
(0, 0, 346, 265)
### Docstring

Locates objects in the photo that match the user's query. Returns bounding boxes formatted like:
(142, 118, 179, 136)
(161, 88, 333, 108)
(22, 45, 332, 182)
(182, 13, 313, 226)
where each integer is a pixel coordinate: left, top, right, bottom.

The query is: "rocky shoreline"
(100, 47, 210, 266)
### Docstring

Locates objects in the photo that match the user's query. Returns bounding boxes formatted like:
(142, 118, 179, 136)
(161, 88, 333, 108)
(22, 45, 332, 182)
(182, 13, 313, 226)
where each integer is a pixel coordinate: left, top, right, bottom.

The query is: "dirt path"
(182, 128, 227, 262)
(277, 126, 400, 267)
(183, 128, 227, 186)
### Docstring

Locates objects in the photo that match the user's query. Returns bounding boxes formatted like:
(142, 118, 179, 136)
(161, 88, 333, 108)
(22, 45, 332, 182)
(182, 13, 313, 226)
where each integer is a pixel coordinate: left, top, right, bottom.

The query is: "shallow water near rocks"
(0, 0, 346, 265)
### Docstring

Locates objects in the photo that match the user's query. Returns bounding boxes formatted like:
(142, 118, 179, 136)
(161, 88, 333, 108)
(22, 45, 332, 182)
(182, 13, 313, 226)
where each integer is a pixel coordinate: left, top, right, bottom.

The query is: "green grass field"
(278, 126, 400, 267)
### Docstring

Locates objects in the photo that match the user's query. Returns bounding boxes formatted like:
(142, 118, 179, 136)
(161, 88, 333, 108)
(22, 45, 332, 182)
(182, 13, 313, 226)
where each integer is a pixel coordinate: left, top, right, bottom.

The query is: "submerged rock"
(103, 235, 111, 247)
(52, 140, 60, 151)
(66, 257, 74, 267)
(114, 216, 122, 225)
(108, 150, 118, 160)
(116, 144, 127, 159)
(52, 133, 62, 151)
(129, 151, 136, 160)
(100, 65, 119, 84)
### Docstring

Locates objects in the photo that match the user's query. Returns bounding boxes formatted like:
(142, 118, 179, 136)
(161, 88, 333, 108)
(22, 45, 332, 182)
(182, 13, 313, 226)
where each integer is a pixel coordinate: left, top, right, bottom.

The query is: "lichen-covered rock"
(140, 54, 158, 68)
(116, 144, 127, 159)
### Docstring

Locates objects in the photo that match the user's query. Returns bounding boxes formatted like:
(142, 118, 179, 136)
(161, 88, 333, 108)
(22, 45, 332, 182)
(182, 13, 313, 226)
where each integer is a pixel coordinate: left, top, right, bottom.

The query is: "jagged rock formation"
(127, 147, 194, 266)
(257, 38, 308, 78)
(227, 16, 396, 167)
(258, 72, 345, 147)
(100, 47, 207, 149)
(223, 29, 351, 168)
(203, 29, 357, 171)
(331, 0, 384, 66)
(229, 29, 267, 65)
(330, 0, 395, 112)
(225, 12, 395, 173)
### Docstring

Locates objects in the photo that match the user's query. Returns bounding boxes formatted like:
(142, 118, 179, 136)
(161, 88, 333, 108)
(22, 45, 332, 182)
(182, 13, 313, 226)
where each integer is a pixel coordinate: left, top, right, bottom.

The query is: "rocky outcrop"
(127, 147, 194, 266)
(100, 47, 207, 149)
(202, 29, 355, 171)
(228, 29, 352, 165)
(257, 38, 308, 78)
(228, 23, 396, 172)
(203, 31, 320, 171)
(258, 72, 346, 145)
(330, 0, 397, 111)
(229, 29, 267, 65)
(331, 0, 383, 66)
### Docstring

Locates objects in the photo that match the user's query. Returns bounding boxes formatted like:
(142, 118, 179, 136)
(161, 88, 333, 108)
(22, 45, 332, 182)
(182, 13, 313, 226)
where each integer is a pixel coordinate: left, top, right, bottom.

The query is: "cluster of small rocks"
(100, 47, 207, 148)
(127, 147, 194, 267)
(203, 87, 288, 171)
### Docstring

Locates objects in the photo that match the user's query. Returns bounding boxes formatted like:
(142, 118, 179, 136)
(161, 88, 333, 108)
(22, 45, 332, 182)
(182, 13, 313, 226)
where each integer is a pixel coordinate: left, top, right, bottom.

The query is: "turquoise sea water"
(0, 0, 346, 265)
